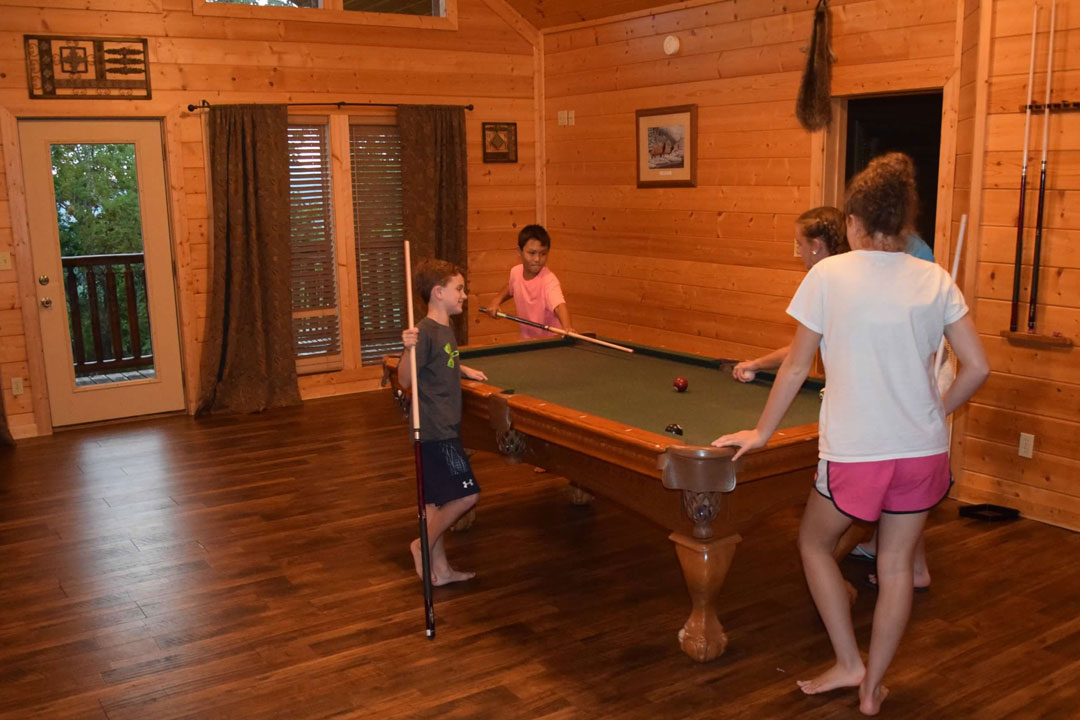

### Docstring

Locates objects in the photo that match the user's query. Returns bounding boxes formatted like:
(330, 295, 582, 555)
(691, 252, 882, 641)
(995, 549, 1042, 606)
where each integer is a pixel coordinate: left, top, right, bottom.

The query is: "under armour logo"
(462, 479, 474, 488)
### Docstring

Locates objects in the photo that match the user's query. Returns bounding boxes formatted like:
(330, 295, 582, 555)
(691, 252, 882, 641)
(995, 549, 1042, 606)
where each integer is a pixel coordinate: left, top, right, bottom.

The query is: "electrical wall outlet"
(11, 377, 24, 396)
(557, 110, 568, 126)
(0, 251, 11, 271)
(1018, 432, 1035, 459)
(567, 110, 575, 126)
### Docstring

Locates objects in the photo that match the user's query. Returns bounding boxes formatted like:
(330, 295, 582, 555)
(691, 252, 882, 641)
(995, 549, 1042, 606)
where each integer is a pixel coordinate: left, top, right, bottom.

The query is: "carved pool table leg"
(451, 507, 476, 532)
(670, 532, 740, 662)
(565, 485, 595, 505)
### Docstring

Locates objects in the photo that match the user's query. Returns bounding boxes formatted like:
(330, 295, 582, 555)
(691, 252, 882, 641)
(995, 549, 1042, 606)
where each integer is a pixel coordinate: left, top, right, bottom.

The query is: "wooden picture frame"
(25, 35, 152, 100)
(482, 122, 517, 163)
(635, 105, 697, 188)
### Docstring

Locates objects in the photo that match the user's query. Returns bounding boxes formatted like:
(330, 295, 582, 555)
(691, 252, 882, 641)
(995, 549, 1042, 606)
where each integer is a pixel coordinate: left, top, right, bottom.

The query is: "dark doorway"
(845, 92, 943, 250)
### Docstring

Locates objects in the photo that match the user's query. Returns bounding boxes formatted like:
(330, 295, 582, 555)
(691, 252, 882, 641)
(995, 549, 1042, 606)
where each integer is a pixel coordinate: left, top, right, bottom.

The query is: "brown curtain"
(197, 104, 301, 415)
(399, 105, 469, 344)
(0, 365, 12, 447)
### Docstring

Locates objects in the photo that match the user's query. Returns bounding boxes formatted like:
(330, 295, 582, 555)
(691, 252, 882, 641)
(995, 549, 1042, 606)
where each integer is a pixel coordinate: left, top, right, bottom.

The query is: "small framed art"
(482, 122, 517, 163)
(635, 105, 696, 188)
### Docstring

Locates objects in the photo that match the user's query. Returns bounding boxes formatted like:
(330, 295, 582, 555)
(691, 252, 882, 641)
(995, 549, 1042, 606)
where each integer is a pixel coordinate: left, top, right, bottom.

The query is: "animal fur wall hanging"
(795, 0, 836, 131)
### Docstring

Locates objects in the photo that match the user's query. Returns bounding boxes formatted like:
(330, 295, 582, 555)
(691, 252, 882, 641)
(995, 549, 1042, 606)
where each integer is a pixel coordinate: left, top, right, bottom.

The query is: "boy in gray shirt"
(400, 259, 488, 586)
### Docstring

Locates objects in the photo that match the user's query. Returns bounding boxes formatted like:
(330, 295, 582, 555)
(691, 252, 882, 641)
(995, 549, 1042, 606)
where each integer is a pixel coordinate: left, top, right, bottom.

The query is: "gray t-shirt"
(411, 317, 462, 441)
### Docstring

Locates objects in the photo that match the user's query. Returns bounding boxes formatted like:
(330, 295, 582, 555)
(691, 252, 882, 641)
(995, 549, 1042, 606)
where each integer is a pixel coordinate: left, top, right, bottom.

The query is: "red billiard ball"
(673, 376, 688, 392)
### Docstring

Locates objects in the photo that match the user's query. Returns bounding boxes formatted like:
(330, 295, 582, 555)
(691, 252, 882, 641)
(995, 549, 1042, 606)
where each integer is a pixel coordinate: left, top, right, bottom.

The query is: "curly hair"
(414, 258, 463, 304)
(842, 152, 920, 250)
(874, 152, 919, 230)
(844, 153, 918, 249)
(796, 206, 849, 256)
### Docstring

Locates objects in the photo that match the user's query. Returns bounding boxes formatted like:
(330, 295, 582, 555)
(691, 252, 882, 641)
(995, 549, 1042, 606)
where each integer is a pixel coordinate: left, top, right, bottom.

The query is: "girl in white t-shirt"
(713, 155, 989, 716)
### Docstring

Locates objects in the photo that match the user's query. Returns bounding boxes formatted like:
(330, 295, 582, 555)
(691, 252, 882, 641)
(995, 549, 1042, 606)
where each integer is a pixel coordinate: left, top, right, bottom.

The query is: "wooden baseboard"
(950, 482, 1080, 533)
(10, 422, 47, 440)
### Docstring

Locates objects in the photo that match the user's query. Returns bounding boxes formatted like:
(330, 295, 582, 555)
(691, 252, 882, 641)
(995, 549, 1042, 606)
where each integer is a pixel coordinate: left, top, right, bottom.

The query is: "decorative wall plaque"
(25, 36, 151, 100)
(481, 122, 517, 163)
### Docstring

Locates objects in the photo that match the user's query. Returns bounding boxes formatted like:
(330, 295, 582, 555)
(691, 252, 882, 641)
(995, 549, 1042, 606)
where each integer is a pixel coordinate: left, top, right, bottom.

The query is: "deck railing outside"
(62, 253, 154, 375)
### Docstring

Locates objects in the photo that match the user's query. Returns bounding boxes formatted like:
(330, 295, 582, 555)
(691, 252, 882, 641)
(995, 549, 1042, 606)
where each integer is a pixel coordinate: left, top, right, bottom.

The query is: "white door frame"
(19, 119, 185, 427)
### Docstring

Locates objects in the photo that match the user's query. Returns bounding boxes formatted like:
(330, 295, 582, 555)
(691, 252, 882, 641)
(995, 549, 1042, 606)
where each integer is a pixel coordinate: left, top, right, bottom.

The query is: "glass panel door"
(20, 120, 185, 426)
(50, 142, 157, 386)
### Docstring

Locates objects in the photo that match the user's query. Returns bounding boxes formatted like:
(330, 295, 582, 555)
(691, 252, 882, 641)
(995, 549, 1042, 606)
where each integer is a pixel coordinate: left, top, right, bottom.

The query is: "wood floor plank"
(0, 393, 1076, 718)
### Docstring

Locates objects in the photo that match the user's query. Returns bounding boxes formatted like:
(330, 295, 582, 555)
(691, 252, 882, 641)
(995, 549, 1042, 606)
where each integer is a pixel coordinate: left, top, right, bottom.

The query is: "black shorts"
(420, 437, 480, 507)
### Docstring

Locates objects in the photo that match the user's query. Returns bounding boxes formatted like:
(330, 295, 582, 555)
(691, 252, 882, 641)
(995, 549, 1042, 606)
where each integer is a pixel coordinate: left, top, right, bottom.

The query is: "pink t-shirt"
(507, 264, 566, 338)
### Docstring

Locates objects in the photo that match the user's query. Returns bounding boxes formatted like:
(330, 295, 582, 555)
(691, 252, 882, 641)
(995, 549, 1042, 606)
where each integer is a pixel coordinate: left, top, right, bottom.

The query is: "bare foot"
(410, 539, 438, 584)
(797, 663, 866, 695)
(859, 683, 889, 715)
(431, 567, 475, 586)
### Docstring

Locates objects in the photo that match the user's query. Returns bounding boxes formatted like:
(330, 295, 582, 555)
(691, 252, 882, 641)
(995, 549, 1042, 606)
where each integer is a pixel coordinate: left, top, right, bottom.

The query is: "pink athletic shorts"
(814, 453, 952, 522)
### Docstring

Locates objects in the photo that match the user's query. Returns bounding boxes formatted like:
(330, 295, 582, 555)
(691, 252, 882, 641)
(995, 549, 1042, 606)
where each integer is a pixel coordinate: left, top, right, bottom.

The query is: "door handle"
(40, 297, 53, 309)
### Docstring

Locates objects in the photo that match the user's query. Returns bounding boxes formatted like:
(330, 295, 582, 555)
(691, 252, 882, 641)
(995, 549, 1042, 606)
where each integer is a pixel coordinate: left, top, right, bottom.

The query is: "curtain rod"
(186, 99, 474, 112)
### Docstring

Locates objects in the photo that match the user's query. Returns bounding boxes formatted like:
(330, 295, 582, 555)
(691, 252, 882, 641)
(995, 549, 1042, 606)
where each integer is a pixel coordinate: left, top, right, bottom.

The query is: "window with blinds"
(350, 124, 406, 366)
(287, 122, 342, 372)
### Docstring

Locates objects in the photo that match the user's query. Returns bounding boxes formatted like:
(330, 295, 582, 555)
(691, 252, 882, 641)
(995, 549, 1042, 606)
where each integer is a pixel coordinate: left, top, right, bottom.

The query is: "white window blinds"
(350, 124, 406, 366)
(287, 122, 342, 370)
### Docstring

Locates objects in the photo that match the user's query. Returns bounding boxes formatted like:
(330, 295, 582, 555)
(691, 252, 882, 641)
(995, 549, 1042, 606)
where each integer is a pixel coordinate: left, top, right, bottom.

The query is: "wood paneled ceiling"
(502, 0, 694, 29)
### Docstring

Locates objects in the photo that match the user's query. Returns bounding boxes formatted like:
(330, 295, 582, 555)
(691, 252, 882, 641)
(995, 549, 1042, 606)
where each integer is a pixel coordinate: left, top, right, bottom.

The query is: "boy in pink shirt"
(486, 225, 573, 338)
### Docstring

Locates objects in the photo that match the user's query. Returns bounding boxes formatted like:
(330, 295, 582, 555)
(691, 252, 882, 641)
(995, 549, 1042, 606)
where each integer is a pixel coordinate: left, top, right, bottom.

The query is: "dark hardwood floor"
(1, 394, 1077, 719)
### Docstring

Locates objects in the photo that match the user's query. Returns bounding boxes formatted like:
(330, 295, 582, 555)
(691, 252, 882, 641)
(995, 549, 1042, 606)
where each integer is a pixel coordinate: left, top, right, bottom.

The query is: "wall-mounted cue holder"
(1019, 101, 1080, 112)
(999, 330, 1074, 348)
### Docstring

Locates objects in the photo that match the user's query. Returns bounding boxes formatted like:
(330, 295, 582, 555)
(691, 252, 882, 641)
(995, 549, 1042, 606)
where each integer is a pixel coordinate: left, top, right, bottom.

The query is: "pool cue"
(938, 215, 969, 450)
(479, 307, 634, 353)
(1010, 4, 1039, 332)
(1028, 0, 1056, 331)
(935, 214, 967, 379)
(403, 240, 436, 639)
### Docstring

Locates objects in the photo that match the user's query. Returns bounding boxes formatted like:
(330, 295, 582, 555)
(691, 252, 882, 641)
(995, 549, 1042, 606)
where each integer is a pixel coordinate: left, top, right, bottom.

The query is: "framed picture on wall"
(482, 122, 517, 163)
(635, 105, 697, 188)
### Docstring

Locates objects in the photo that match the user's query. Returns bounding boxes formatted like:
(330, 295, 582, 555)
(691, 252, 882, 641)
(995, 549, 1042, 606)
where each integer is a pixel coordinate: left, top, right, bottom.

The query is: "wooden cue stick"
(1010, 3, 1039, 332)
(935, 214, 967, 378)
(403, 240, 436, 639)
(479, 307, 634, 353)
(1028, 0, 1056, 331)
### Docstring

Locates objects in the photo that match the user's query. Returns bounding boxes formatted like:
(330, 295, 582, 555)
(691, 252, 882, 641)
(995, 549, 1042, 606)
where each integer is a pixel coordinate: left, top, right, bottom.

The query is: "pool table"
(383, 336, 837, 662)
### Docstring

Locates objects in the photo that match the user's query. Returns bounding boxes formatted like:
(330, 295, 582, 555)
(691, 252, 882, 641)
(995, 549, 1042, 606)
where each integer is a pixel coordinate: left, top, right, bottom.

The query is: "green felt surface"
(462, 341, 822, 447)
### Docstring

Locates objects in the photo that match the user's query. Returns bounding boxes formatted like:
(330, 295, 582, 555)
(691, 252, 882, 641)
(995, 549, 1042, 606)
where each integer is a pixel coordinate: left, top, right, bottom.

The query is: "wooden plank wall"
(0, 147, 28, 430)
(0, 0, 537, 437)
(502, 0, 698, 29)
(541, 0, 958, 360)
(953, 0, 1080, 530)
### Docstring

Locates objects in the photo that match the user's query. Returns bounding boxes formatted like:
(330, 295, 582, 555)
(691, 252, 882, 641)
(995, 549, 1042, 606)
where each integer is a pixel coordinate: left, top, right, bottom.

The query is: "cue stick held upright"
(935, 214, 967, 379)
(403, 240, 436, 639)
(1028, 0, 1056, 331)
(1010, 4, 1039, 332)
(478, 307, 634, 353)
